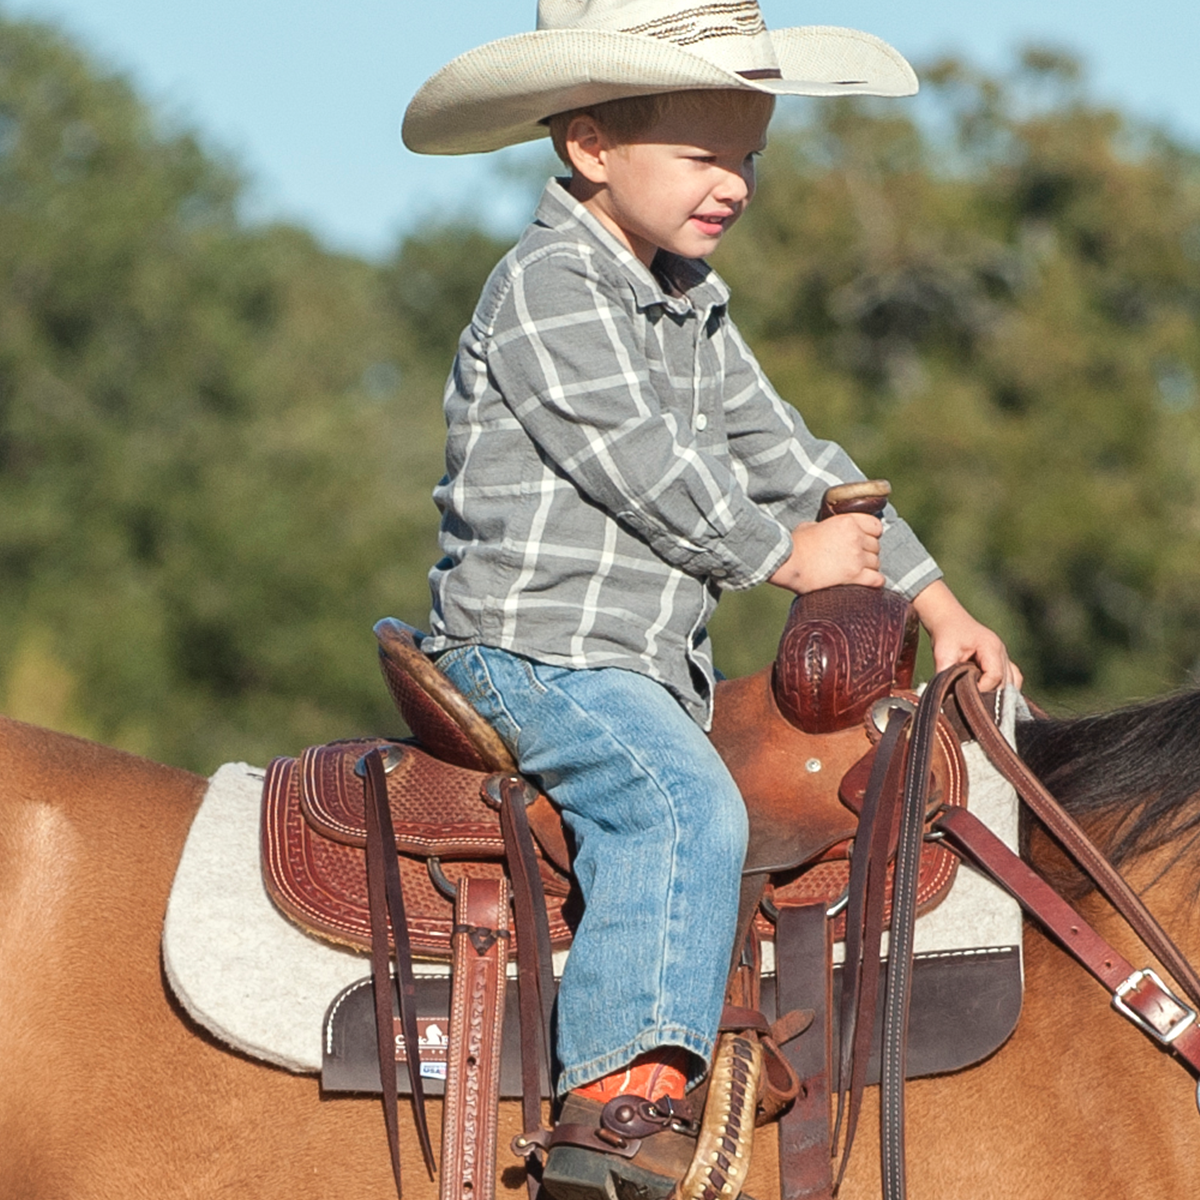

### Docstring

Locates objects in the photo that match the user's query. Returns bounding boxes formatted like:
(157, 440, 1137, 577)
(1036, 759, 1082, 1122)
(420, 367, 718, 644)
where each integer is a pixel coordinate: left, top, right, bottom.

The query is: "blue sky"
(6, 0, 1200, 258)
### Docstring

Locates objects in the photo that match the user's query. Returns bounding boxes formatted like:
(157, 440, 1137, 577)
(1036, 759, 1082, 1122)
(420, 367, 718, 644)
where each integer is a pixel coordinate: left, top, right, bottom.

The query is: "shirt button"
(695, 413, 708, 431)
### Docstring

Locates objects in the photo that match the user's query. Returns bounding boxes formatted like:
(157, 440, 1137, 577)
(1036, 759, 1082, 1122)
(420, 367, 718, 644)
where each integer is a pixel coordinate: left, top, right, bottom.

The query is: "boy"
(404, 4, 1019, 1197)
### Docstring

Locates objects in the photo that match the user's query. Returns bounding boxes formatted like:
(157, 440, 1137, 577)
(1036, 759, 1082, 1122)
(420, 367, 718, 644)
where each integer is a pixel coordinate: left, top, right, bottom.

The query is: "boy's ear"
(564, 114, 610, 184)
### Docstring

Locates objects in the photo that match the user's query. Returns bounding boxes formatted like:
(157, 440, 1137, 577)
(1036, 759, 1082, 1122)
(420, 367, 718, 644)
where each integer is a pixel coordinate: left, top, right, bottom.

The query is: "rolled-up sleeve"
(485, 246, 793, 590)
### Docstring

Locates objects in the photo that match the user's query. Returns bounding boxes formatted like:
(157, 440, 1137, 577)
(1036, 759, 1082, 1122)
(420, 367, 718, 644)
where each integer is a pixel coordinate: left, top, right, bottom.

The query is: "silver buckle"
(1112, 967, 1197, 1045)
(353, 743, 406, 778)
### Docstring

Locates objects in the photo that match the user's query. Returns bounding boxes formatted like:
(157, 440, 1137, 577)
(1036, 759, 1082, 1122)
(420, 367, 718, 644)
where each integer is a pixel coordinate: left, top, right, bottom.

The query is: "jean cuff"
(555, 1024, 714, 1097)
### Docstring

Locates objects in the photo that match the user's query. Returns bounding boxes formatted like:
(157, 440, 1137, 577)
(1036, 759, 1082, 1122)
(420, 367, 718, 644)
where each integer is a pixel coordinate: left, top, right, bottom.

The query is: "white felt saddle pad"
(162, 691, 1023, 1074)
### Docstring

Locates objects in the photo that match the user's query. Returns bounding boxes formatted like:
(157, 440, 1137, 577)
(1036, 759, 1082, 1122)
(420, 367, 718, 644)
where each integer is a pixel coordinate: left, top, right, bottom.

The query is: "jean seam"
(519, 656, 550, 696)
(467, 648, 526, 749)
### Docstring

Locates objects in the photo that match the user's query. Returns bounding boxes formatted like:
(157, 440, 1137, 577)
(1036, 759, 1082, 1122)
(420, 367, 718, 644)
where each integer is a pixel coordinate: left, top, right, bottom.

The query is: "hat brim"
(403, 26, 917, 155)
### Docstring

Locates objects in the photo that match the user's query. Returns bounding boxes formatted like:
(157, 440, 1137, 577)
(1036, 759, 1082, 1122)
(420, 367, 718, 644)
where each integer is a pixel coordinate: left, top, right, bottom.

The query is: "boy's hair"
(546, 88, 775, 168)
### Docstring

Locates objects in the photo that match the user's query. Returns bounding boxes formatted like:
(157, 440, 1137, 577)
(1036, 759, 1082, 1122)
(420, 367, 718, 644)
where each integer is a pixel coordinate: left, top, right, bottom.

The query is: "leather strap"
(953, 675, 1200, 1010)
(935, 804, 1200, 1076)
(441, 875, 510, 1200)
(775, 903, 834, 1200)
(879, 665, 969, 1200)
(833, 709, 910, 1186)
(489, 773, 557, 1200)
(362, 747, 436, 1197)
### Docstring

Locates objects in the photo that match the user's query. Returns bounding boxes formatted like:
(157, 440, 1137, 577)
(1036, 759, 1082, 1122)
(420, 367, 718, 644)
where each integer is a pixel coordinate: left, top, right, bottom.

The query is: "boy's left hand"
(911, 580, 1023, 693)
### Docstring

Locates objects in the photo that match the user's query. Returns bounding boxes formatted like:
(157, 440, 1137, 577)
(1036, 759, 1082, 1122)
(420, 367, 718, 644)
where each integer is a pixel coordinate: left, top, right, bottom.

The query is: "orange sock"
(573, 1047, 691, 1103)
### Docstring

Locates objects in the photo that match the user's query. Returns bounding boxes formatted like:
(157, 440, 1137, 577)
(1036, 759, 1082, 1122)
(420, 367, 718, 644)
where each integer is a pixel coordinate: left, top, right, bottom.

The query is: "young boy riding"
(403, 3, 1020, 1197)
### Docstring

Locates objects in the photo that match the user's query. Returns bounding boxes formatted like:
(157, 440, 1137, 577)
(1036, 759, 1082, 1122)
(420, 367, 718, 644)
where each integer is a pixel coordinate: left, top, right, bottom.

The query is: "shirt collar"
(534, 178, 730, 318)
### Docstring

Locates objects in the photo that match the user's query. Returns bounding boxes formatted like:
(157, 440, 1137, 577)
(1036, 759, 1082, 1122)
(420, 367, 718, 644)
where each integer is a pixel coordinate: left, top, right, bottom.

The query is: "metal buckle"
(353, 743, 405, 777)
(870, 696, 916, 735)
(1112, 967, 1197, 1045)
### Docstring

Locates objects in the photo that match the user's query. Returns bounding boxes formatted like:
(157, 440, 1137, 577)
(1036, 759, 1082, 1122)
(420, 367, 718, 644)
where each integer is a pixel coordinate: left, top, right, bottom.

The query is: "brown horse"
(3, 695, 1200, 1200)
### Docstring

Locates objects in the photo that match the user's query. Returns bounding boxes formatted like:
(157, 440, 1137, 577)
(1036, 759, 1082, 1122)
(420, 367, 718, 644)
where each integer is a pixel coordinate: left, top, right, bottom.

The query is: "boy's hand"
(768, 514, 884, 594)
(911, 580, 1023, 692)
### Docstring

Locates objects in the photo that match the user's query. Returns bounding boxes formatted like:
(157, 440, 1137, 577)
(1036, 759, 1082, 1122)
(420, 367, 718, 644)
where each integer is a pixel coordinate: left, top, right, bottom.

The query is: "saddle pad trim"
(321, 946, 1022, 1096)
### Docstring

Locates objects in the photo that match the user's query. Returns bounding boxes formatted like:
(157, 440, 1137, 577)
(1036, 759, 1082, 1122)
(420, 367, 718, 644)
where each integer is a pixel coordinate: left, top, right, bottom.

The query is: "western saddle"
(262, 477, 970, 1200)
(261, 484, 1200, 1200)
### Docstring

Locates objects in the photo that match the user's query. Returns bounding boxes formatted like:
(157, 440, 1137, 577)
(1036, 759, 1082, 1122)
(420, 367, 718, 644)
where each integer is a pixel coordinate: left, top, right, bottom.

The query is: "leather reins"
(845, 668, 1200, 1200)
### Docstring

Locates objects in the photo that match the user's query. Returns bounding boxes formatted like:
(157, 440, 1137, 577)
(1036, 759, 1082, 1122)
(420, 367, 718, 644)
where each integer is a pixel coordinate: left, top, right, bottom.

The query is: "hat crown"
(536, 0, 780, 75)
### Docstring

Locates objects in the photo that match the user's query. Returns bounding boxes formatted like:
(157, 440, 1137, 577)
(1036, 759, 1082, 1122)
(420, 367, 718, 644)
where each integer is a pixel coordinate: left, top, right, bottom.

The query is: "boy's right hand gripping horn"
(817, 478, 891, 521)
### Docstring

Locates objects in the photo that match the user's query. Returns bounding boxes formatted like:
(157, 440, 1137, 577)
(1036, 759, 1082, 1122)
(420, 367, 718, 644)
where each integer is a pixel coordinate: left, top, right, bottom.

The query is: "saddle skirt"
(263, 594, 969, 966)
(262, 739, 577, 958)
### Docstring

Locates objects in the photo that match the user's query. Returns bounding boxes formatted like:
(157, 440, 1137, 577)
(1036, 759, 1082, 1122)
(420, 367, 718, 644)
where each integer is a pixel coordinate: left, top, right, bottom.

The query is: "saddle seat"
(374, 617, 571, 872)
(262, 592, 966, 960)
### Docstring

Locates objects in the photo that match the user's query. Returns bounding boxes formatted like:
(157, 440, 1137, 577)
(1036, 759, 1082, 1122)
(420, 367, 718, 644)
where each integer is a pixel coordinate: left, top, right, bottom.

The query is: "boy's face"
(567, 101, 770, 267)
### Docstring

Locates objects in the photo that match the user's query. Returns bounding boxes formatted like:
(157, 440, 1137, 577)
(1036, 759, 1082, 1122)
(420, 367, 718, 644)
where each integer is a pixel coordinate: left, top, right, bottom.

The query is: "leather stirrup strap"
(363, 747, 436, 1195)
(954, 674, 1200, 1010)
(879, 664, 969, 1200)
(776, 902, 834, 1200)
(441, 875, 510, 1200)
(935, 804, 1200, 1079)
(832, 709, 910, 1187)
(490, 773, 556, 1200)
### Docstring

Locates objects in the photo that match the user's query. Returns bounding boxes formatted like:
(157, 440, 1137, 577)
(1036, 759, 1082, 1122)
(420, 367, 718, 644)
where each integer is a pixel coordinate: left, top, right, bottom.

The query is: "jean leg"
(437, 646, 749, 1093)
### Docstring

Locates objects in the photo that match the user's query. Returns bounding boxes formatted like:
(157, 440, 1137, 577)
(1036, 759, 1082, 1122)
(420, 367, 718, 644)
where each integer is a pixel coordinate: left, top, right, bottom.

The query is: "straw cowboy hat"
(403, 0, 917, 155)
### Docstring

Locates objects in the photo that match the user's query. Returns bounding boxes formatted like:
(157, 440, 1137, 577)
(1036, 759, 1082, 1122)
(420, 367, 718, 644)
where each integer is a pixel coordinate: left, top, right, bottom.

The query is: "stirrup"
(522, 1033, 763, 1200)
(531, 1093, 700, 1200)
(677, 1033, 762, 1200)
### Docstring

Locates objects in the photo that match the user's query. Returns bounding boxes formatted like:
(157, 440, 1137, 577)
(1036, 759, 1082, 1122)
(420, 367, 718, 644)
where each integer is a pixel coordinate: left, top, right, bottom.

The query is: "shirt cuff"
(700, 509, 793, 591)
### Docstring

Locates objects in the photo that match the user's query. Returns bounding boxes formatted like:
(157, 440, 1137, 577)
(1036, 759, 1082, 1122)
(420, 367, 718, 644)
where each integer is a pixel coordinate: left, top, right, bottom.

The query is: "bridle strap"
(832, 709, 910, 1187)
(953, 675, 1200, 1010)
(934, 803, 1200, 1078)
(879, 664, 971, 1200)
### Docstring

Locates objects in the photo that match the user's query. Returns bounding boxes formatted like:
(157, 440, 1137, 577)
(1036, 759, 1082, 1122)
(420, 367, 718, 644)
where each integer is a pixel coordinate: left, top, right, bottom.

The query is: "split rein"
(864, 665, 1200, 1200)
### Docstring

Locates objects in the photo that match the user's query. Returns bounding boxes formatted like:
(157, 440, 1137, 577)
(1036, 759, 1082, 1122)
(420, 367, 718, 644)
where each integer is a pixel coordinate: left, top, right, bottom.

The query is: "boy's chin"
(664, 232, 725, 260)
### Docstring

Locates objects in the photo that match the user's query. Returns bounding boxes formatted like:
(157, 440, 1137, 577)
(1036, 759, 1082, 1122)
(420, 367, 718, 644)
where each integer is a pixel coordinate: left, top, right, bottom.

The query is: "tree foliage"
(711, 50, 1200, 707)
(2, 19, 1199, 771)
(0, 16, 505, 766)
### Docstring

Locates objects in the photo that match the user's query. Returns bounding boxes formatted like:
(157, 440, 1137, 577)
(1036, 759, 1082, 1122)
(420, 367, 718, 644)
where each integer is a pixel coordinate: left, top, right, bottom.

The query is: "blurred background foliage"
(2, 16, 1200, 772)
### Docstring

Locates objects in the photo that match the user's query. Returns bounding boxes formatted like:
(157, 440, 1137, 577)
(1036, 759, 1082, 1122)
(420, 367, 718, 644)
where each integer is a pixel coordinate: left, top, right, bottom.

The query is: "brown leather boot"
(533, 1035, 763, 1200)
(540, 1092, 700, 1200)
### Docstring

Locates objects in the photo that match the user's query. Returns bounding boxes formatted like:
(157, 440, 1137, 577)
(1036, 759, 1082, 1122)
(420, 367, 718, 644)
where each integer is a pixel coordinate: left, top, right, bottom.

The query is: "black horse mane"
(1015, 687, 1200, 879)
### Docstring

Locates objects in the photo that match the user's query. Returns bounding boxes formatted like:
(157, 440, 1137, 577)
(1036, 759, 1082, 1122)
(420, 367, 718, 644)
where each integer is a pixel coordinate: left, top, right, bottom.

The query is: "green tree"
(711, 49, 1200, 710)
(4, 16, 1200, 773)
(0, 16, 452, 767)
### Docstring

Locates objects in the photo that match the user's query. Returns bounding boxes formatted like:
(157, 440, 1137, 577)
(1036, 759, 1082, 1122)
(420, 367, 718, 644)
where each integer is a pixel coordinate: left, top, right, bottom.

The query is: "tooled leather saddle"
(261, 579, 983, 1200)
(260, 480, 1200, 1200)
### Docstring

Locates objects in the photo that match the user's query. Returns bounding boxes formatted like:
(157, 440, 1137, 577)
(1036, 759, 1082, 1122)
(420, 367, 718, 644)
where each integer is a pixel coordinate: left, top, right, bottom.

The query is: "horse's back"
(0, 717, 426, 1199)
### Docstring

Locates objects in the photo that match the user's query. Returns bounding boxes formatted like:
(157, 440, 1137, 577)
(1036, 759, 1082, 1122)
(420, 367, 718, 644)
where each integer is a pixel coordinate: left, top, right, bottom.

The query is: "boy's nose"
(714, 164, 753, 205)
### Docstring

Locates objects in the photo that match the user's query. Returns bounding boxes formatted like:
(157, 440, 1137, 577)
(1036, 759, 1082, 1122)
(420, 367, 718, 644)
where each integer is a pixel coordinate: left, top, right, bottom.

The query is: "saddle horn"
(772, 480, 919, 734)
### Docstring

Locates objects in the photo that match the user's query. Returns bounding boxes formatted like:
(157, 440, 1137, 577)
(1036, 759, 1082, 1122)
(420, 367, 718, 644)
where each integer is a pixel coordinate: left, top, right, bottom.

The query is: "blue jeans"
(436, 645, 749, 1095)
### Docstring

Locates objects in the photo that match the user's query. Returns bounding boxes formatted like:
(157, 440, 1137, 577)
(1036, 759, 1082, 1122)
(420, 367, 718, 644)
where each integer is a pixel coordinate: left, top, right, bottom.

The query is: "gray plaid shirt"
(425, 179, 940, 727)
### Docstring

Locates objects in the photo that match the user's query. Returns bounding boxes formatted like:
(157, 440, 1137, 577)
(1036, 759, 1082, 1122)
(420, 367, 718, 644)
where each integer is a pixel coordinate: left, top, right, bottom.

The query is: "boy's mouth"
(691, 212, 734, 236)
